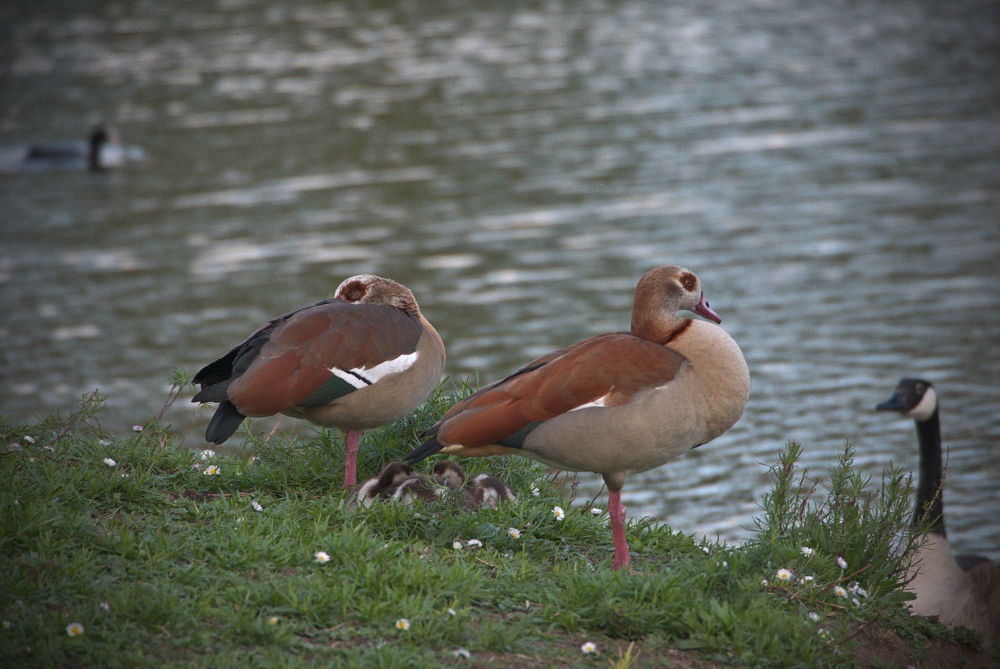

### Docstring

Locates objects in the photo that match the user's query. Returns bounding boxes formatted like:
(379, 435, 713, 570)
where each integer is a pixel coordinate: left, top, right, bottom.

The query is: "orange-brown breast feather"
(228, 301, 423, 415)
(436, 334, 687, 448)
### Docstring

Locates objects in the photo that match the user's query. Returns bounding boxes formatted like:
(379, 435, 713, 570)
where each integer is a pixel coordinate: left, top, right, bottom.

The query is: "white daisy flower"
(552, 506, 565, 521)
(466, 539, 483, 548)
(507, 528, 521, 539)
(581, 641, 597, 654)
(132, 425, 142, 432)
(801, 575, 814, 583)
(24, 436, 35, 444)
(776, 568, 793, 582)
(531, 486, 541, 497)
(800, 546, 814, 557)
(808, 612, 820, 622)
(452, 648, 471, 659)
(452, 540, 463, 550)
(251, 501, 263, 512)
(267, 616, 279, 625)
(591, 507, 602, 515)
(836, 556, 848, 569)
(200, 449, 216, 460)
(395, 618, 410, 631)
(204, 465, 220, 476)
(314, 551, 330, 563)
(834, 585, 847, 598)
(103, 457, 117, 467)
(447, 608, 457, 616)
(66, 622, 84, 637)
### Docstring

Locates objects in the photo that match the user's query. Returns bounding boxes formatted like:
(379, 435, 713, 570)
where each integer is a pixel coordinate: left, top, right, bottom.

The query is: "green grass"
(0, 384, 987, 668)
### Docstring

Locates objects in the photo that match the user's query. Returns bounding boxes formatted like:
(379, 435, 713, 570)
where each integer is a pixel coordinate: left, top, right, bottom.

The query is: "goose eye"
(680, 273, 696, 291)
(338, 280, 368, 302)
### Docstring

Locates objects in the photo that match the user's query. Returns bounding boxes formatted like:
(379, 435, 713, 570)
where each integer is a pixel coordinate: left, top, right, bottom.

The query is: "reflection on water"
(2, 0, 998, 558)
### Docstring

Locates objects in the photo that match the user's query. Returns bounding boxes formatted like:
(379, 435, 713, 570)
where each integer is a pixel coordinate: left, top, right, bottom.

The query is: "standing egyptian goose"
(192, 275, 446, 488)
(405, 265, 750, 570)
(877, 379, 999, 645)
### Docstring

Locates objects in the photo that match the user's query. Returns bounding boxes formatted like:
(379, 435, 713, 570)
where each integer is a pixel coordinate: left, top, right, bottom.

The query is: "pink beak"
(694, 293, 721, 323)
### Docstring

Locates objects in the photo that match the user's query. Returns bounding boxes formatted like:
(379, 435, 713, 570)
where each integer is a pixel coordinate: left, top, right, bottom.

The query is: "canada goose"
(877, 378, 1000, 645)
(21, 125, 125, 171)
(405, 265, 749, 570)
(192, 275, 446, 488)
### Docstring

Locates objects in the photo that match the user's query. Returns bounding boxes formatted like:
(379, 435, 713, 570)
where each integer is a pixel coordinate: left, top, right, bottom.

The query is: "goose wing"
(408, 333, 686, 460)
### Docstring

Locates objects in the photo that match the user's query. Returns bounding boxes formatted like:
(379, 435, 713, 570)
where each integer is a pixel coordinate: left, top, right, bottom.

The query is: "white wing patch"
(330, 351, 419, 388)
(568, 395, 609, 411)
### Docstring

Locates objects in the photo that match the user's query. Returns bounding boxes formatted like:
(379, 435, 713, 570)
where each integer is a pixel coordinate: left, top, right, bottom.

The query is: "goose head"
(88, 125, 125, 171)
(631, 265, 720, 342)
(375, 462, 416, 490)
(432, 460, 466, 489)
(334, 274, 421, 316)
(876, 378, 937, 423)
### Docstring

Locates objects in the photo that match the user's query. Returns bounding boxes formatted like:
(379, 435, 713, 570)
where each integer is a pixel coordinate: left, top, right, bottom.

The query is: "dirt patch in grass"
(853, 626, 997, 669)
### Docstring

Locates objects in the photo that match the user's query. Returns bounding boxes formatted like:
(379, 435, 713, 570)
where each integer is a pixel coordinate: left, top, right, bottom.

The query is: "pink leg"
(343, 429, 359, 488)
(609, 489, 630, 571)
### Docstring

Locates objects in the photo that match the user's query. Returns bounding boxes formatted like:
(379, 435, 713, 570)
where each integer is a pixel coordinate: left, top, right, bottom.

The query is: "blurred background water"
(2, 0, 998, 558)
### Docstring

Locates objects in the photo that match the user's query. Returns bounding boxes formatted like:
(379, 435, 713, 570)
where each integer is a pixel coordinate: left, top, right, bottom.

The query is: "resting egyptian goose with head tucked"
(192, 275, 446, 488)
(405, 265, 750, 570)
(877, 378, 1000, 645)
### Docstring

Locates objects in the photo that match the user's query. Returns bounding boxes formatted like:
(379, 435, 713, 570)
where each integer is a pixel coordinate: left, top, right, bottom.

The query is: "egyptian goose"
(351, 460, 517, 510)
(405, 265, 750, 570)
(192, 275, 446, 488)
(464, 473, 517, 509)
(877, 378, 1000, 645)
(349, 461, 416, 509)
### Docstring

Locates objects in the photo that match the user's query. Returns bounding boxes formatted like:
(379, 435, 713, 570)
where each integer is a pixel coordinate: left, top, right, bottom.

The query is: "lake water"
(2, 0, 998, 559)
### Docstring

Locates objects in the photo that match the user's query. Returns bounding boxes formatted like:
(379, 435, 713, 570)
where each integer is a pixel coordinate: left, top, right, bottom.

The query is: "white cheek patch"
(330, 351, 419, 387)
(569, 395, 609, 411)
(907, 386, 937, 422)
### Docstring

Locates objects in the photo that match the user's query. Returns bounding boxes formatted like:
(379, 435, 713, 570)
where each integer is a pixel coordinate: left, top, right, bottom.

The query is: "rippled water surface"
(2, 0, 998, 558)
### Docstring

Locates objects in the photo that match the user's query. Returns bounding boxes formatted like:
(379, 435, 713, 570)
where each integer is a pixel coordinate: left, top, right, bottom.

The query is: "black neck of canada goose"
(914, 407, 945, 534)
(88, 127, 107, 171)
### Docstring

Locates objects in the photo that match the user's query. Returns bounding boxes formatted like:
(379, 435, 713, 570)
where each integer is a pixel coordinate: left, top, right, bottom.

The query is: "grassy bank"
(1, 385, 994, 668)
